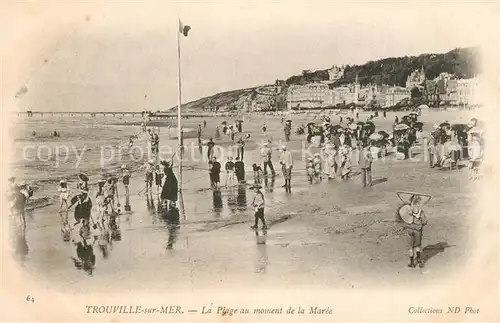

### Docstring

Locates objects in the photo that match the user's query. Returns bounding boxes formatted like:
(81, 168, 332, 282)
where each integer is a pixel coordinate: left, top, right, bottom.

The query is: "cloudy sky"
(2, 1, 496, 112)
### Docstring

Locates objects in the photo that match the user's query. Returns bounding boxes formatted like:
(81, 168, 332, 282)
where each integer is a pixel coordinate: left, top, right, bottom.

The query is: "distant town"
(240, 65, 480, 113)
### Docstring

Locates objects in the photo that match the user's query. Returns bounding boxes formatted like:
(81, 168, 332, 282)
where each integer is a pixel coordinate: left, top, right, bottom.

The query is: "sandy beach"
(7, 108, 484, 293)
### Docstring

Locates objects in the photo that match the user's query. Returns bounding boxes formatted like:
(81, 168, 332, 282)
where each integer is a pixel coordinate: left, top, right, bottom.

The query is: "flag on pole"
(179, 20, 191, 37)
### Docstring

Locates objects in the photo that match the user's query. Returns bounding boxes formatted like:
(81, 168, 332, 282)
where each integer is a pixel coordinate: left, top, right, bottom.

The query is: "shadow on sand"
(421, 242, 455, 264)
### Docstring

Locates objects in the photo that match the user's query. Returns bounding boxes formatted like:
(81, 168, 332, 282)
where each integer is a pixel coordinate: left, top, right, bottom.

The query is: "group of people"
(427, 117, 484, 179)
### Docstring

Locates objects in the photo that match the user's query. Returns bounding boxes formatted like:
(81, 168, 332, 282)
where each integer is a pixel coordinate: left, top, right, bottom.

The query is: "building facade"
(406, 67, 426, 89)
(287, 83, 330, 109)
(328, 65, 345, 81)
(384, 86, 411, 107)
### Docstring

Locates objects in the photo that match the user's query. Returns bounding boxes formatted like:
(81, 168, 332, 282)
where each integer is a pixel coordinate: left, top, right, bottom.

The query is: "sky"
(1, 1, 497, 112)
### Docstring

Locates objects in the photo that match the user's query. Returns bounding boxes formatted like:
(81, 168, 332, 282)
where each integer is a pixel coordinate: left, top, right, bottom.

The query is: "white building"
(406, 67, 426, 89)
(328, 65, 345, 81)
(384, 86, 411, 107)
(287, 83, 330, 109)
(457, 77, 480, 106)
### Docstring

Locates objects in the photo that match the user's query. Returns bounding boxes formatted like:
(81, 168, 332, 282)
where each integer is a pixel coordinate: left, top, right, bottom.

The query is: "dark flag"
(179, 20, 191, 37)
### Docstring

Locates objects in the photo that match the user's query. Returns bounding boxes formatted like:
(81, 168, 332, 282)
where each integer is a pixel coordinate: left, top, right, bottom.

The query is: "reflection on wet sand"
(13, 230, 29, 262)
(237, 185, 247, 210)
(254, 229, 268, 274)
(158, 201, 180, 249)
(212, 190, 223, 217)
(264, 176, 275, 193)
(71, 239, 96, 276)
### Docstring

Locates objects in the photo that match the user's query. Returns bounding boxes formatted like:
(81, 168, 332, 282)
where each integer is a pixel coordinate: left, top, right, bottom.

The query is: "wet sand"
(7, 109, 481, 292)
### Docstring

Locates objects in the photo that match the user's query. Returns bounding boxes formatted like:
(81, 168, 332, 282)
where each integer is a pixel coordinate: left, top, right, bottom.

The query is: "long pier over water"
(11, 111, 234, 119)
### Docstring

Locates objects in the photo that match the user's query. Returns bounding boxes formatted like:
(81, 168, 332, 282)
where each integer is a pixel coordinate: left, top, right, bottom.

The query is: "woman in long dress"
(322, 140, 337, 179)
(161, 165, 178, 206)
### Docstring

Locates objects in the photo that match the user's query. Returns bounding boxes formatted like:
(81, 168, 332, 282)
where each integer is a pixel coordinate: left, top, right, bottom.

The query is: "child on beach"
(402, 195, 428, 268)
(252, 163, 263, 185)
(225, 157, 236, 187)
(58, 180, 70, 215)
(250, 185, 267, 230)
(313, 153, 322, 183)
(154, 165, 164, 194)
(306, 158, 315, 184)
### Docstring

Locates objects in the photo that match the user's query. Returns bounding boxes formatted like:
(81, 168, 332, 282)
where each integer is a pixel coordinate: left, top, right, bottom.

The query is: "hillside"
(174, 47, 480, 111)
(286, 47, 480, 87)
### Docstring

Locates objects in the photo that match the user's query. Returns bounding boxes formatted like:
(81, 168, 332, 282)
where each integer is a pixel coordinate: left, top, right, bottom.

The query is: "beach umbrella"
(369, 133, 383, 141)
(363, 121, 375, 130)
(451, 124, 469, 132)
(378, 130, 390, 138)
(394, 123, 410, 131)
(439, 122, 450, 127)
(79, 174, 89, 182)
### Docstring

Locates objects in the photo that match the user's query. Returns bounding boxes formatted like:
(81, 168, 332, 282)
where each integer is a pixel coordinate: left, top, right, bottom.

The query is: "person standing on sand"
(206, 138, 215, 161)
(237, 137, 245, 160)
(262, 123, 267, 134)
(215, 127, 221, 140)
(234, 157, 245, 184)
(208, 156, 221, 189)
(225, 157, 236, 187)
(58, 179, 70, 214)
(204, 120, 207, 128)
(279, 146, 293, 192)
(260, 142, 275, 176)
(68, 187, 92, 229)
(358, 142, 373, 187)
(143, 159, 155, 194)
(161, 163, 178, 207)
(250, 185, 267, 230)
(402, 196, 428, 268)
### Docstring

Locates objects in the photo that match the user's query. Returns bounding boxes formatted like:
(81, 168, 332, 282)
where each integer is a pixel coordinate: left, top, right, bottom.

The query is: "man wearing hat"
(284, 120, 292, 142)
(260, 142, 275, 176)
(250, 184, 267, 230)
(279, 146, 293, 192)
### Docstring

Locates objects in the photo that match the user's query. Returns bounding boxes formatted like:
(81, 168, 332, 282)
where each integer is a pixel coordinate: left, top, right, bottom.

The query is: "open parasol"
(439, 122, 450, 127)
(79, 174, 89, 182)
(451, 124, 469, 132)
(349, 123, 358, 130)
(377, 130, 390, 138)
(394, 123, 410, 131)
(356, 121, 365, 126)
(369, 133, 383, 141)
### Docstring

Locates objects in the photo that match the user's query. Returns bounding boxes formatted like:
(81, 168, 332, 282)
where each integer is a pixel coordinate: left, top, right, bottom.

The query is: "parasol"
(356, 121, 365, 126)
(363, 121, 375, 128)
(79, 174, 89, 182)
(439, 122, 450, 127)
(369, 133, 383, 140)
(394, 123, 410, 131)
(377, 130, 390, 138)
(451, 124, 469, 132)
(349, 123, 358, 130)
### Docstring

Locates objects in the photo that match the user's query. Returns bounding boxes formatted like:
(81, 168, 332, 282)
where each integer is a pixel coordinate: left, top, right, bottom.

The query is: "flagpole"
(177, 20, 186, 219)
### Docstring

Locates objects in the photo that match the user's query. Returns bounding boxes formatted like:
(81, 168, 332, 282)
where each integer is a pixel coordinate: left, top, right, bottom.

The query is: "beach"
(7, 109, 482, 292)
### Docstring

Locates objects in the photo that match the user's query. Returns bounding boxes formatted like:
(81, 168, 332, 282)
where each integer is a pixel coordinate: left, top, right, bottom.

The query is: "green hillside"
(286, 47, 480, 87)
(174, 47, 480, 111)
